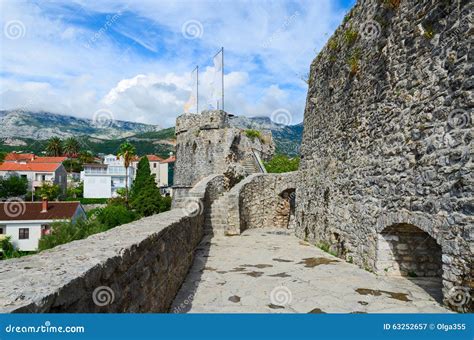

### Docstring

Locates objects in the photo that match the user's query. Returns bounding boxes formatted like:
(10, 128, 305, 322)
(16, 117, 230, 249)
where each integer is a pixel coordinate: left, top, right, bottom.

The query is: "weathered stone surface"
(0, 175, 224, 313)
(226, 173, 298, 235)
(296, 0, 473, 312)
(173, 110, 275, 200)
(171, 228, 450, 313)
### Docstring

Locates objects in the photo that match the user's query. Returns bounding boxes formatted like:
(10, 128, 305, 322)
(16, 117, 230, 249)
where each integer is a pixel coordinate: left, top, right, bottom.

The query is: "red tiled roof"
(0, 162, 61, 172)
(146, 155, 164, 162)
(4, 153, 35, 162)
(162, 156, 176, 163)
(30, 157, 67, 163)
(0, 201, 82, 221)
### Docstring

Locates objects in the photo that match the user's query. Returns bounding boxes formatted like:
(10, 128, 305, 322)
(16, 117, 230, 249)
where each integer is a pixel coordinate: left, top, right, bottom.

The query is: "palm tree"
(63, 137, 81, 173)
(117, 141, 136, 206)
(45, 137, 63, 156)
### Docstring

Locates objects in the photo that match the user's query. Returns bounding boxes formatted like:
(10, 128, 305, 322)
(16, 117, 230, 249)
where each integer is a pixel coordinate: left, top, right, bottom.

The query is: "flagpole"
(221, 47, 224, 112)
(196, 65, 199, 114)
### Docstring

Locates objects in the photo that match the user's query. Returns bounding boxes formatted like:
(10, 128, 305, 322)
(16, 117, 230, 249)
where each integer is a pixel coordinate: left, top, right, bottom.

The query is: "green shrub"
(38, 218, 107, 251)
(0, 175, 28, 198)
(96, 205, 138, 228)
(347, 49, 361, 76)
(327, 38, 339, 51)
(344, 27, 358, 46)
(264, 155, 300, 173)
(244, 129, 263, 142)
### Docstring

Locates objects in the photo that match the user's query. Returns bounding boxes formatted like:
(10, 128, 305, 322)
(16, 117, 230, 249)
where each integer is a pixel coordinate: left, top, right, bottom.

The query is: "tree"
(0, 151, 6, 163)
(0, 175, 28, 198)
(264, 155, 300, 173)
(131, 156, 151, 200)
(0, 236, 20, 259)
(117, 141, 136, 205)
(63, 137, 80, 172)
(130, 175, 170, 217)
(78, 151, 94, 164)
(45, 137, 63, 156)
(96, 205, 138, 228)
(36, 182, 60, 200)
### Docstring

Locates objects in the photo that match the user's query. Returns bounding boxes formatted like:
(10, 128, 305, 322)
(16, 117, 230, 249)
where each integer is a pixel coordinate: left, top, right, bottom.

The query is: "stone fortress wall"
(295, 0, 472, 311)
(173, 110, 274, 201)
(0, 175, 226, 313)
(225, 172, 298, 235)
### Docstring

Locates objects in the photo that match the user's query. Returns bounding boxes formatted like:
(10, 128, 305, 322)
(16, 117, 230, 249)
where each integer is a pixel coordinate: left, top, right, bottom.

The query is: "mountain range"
(0, 110, 302, 157)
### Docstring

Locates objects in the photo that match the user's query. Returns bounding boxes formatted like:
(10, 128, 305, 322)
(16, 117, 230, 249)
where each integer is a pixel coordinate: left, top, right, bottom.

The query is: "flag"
(209, 48, 223, 110)
(184, 66, 198, 113)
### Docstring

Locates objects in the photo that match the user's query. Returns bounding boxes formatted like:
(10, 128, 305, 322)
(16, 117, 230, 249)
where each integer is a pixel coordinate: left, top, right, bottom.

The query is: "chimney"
(41, 197, 48, 213)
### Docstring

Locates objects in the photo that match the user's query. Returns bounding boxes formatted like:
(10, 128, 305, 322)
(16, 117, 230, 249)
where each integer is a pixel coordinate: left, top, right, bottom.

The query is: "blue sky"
(0, 0, 356, 127)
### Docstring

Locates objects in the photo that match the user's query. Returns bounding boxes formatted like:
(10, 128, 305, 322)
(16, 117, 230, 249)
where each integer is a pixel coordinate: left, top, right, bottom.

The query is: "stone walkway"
(171, 229, 450, 313)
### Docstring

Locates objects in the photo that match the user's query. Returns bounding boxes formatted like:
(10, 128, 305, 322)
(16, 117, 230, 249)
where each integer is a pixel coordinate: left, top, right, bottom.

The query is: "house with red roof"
(0, 198, 86, 251)
(131, 154, 175, 196)
(0, 161, 67, 195)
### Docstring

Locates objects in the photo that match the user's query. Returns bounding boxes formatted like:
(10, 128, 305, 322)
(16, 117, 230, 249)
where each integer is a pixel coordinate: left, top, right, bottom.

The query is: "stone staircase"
(242, 157, 260, 174)
(204, 193, 230, 234)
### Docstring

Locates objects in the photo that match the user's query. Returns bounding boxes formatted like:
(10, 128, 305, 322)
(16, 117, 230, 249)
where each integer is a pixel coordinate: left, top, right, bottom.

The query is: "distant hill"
(229, 116, 302, 156)
(0, 110, 161, 140)
(0, 110, 302, 157)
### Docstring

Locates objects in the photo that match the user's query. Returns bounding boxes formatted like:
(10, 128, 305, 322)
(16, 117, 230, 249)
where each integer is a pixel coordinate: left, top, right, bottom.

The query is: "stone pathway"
(171, 229, 449, 313)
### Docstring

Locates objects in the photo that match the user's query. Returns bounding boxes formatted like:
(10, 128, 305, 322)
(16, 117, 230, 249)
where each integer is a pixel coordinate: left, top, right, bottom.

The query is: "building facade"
(0, 199, 86, 251)
(82, 155, 135, 198)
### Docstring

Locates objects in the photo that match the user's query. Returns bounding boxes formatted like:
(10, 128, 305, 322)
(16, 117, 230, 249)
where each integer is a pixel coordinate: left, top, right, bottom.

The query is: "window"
(42, 175, 46, 181)
(0, 227, 4, 234)
(21, 175, 27, 179)
(153, 163, 157, 168)
(19, 228, 29, 240)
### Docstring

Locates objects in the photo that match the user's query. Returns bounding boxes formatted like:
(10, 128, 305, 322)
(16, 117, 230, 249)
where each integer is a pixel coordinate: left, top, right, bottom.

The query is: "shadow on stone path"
(171, 228, 449, 313)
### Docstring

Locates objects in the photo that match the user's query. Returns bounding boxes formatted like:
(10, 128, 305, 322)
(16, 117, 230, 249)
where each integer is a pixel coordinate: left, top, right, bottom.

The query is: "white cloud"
(0, 0, 352, 127)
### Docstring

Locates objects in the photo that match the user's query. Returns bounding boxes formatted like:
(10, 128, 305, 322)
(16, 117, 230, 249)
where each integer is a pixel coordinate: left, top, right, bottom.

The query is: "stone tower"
(173, 110, 274, 200)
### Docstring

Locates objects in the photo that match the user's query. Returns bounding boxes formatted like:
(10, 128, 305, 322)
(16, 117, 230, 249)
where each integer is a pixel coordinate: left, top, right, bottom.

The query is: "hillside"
(0, 111, 302, 157)
(0, 110, 161, 140)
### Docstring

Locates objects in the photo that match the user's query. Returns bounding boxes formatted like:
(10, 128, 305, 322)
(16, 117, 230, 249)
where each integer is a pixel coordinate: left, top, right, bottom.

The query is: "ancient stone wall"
(296, 0, 472, 311)
(226, 172, 298, 235)
(173, 110, 275, 200)
(0, 175, 224, 313)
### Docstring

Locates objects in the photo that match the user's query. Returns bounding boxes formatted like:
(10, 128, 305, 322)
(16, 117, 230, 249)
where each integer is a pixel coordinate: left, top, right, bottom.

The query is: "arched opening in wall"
(376, 223, 443, 302)
(274, 188, 295, 229)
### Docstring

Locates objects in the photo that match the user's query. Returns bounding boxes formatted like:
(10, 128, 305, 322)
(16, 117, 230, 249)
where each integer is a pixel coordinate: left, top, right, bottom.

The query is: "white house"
(0, 162, 68, 195)
(0, 199, 86, 251)
(131, 154, 175, 196)
(81, 154, 135, 198)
